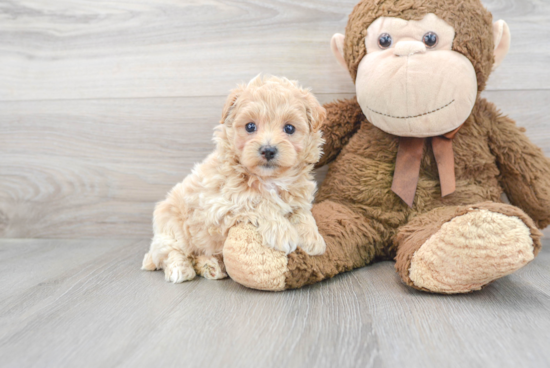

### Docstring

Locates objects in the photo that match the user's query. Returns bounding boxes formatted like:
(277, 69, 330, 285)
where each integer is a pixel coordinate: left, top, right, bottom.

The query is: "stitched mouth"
(366, 100, 455, 119)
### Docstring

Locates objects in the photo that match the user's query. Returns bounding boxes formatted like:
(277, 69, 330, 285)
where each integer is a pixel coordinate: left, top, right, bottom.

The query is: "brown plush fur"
(223, 0, 550, 292)
(281, 94, 550, 289)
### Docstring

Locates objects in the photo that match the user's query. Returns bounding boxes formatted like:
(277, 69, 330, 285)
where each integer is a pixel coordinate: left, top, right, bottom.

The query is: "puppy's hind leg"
(142, 251, 156, 271)
(142, 234, 196, 283)
(141, 233, 176, 271)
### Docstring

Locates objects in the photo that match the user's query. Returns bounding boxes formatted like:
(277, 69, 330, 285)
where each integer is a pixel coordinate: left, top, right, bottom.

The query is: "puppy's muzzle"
(260, 145, 278, 162)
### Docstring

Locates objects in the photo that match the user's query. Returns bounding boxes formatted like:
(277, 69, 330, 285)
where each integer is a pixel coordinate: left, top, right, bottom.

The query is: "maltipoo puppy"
(142, 75, 327, 283)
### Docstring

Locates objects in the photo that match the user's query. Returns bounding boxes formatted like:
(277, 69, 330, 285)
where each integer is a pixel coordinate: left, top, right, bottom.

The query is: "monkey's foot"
(223, 223, 289, 291)
(408, 209, 536, 293)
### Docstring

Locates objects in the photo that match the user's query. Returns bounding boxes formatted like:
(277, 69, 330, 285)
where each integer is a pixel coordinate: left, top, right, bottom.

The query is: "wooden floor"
(1, 1, 550, 367)
(1, 238, 549, 368)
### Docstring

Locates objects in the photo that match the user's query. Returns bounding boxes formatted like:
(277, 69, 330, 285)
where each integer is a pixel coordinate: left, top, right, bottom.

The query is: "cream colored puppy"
(142, 76, 326, 283)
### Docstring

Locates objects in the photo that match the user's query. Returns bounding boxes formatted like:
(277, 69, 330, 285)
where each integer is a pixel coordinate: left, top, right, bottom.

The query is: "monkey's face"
(355, 14, 478, 137)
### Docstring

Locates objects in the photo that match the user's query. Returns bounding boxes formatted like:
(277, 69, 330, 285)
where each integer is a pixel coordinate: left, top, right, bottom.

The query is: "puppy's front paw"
(164, 253, 196, 283)
(298, 227, 326, 256)
(194, 255, 227, 280)
(260, 221, 300, 254)
(164, 263, 196, 283)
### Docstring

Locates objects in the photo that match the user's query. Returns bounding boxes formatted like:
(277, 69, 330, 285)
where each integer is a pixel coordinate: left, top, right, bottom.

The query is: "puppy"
(142, 75, 326, 283)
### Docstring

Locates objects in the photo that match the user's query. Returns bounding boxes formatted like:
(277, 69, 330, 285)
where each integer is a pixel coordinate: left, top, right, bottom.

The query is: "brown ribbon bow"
(391, 127, 461, 207)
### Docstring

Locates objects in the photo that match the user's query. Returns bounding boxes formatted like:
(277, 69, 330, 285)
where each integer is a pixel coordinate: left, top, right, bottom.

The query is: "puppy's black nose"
(260, 146, 278, 161)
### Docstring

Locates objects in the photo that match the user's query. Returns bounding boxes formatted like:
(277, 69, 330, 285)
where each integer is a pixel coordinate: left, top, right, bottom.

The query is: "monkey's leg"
(394, 202, 543, 294)
(223, 200, 388, 291)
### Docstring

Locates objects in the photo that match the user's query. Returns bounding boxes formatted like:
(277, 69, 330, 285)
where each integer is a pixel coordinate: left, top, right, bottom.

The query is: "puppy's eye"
(378, 33, 392, 49)
(245, 122, 256, 133)
(423, 32, 438, 48)
(284, 124, 296, 135)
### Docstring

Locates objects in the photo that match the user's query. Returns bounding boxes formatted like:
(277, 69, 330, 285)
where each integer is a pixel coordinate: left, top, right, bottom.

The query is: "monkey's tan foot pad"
(223, 223, 289, 291)
(409, 210, 535, 294)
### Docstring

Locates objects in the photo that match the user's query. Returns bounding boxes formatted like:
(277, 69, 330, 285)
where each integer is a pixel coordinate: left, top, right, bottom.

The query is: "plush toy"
(222, 0, 550, 293)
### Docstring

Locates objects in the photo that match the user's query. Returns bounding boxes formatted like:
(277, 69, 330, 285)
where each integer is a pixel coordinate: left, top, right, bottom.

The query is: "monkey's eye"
(284, 124, 296, 135)
(245, 122, 256, 133)
(423, 32, 439, 48)
(378, 33, 393, 49)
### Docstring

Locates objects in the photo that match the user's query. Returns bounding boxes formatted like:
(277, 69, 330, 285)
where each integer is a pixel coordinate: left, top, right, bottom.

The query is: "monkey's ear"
(331, 33, 348, 70)
(492, 20, 511, 71)
(220, 85, 244, 125)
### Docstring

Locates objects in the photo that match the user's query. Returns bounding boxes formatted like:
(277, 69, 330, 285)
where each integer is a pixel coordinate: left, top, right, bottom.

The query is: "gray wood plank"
(0, 238, 548, 368)
(0, 0, 548, 102)
(351, 244, 550, 368)
(2, 91, 549, 238)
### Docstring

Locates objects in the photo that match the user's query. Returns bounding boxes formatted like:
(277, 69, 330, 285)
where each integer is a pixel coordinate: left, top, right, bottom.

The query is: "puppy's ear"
(220, 85, 245, 125)
(303, 92, 326, 132)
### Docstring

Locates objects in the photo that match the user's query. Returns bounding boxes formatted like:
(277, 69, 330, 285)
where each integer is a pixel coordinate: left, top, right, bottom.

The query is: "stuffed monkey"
(223, 0, 550, 293)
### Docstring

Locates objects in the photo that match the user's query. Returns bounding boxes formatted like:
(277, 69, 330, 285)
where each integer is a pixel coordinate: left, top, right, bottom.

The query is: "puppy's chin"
(246, 162, 288, 178)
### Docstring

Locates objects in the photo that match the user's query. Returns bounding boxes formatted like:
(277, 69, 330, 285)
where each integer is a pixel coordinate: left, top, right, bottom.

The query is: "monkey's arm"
(488, 112, 550, 229)
(316, 97, 364, 168)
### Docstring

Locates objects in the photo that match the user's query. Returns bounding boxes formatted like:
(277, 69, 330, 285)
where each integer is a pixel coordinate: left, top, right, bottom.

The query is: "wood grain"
(0, 0, 548, 102)
(0, 238, 548, 368)
(2, 91, 549, 238)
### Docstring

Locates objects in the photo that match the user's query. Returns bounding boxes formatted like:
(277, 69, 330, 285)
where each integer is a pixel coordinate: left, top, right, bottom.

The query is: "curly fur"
(280, 94, 549, 289)
(142, 76, 327, 283)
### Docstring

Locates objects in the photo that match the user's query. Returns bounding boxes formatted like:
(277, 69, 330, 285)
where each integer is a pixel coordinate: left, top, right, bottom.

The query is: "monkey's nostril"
(260, 146, 278, 161)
